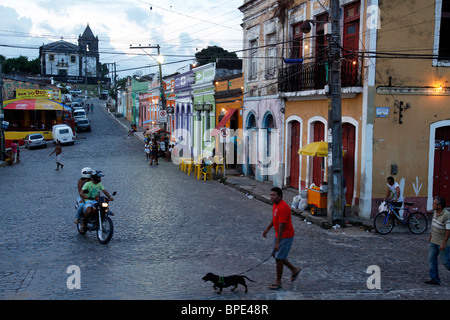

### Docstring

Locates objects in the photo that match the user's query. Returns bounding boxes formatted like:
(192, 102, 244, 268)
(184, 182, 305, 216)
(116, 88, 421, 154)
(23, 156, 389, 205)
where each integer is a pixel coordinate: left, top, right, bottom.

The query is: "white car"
(73, 109, 87, 120)
(52, 124, 75, 145)
(70, 89, 82, 95)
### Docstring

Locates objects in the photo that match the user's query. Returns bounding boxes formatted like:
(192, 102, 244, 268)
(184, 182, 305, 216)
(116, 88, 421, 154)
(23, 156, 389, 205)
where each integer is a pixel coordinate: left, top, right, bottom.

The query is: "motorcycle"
(76, 192, 117, 244)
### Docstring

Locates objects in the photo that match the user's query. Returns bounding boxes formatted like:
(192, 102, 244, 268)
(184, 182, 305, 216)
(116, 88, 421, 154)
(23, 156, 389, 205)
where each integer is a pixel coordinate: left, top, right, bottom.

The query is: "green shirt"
(81, 181, 105, 199)
(431, 208, 450, 247)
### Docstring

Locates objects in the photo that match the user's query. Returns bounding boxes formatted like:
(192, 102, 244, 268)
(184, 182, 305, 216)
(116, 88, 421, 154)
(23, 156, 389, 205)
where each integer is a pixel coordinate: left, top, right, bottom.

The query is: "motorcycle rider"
(75, 167, 93, 224)
(79, 170, 114, 232)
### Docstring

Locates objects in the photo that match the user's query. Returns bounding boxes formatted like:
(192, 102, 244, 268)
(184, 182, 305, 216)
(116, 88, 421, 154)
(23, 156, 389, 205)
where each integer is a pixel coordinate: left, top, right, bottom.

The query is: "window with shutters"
(291, 23, 303, 60)
(249, 40, 258, 80)
(433, 0, 450, 65)
(315, 13, 329, 64)
(266, 33, 277, 78)
(342, 1, 360, 86)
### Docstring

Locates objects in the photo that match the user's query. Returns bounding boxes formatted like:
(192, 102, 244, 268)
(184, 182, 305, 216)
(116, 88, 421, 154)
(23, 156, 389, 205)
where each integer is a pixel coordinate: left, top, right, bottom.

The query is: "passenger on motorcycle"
(75, 167, 93, 224)
(79, 170, 114, 232)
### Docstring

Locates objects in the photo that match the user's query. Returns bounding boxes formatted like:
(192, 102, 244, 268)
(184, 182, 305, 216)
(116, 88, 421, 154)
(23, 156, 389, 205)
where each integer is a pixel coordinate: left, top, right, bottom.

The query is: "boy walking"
(49, 140, 64, 170)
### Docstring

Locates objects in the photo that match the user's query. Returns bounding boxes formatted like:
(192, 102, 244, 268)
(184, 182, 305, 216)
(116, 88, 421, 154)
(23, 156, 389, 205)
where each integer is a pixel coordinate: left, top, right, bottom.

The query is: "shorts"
(273, 237, 294, 260)
(83, 200, 97, 213)
(56, 154, 62, 163)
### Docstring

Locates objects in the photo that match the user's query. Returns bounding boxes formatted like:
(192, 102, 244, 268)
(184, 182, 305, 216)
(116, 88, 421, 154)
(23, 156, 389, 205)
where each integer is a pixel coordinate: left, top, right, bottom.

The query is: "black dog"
(202, 272, 255, 294)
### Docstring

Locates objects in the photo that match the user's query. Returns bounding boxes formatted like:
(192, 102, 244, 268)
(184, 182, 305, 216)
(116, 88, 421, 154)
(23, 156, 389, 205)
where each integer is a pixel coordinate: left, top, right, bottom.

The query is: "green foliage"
(1, 55, 41, 74)
(195, 46, 237, 66)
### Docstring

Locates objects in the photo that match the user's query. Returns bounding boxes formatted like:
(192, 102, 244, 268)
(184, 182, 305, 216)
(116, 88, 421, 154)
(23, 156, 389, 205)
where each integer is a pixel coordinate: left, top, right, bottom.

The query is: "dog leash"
(239, 251, 275, 275)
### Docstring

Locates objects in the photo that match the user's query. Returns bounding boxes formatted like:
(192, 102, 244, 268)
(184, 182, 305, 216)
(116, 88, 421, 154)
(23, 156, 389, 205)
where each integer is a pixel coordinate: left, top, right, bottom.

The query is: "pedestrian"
(145, 141, 150, 160)
(263, 187, 300, 290)
(149, 139, 159, 166)
(91, 103, 94, 113)
(425, 196, 450, 285)
(11, 140, 18, 164)
(49, 140, 64, 170)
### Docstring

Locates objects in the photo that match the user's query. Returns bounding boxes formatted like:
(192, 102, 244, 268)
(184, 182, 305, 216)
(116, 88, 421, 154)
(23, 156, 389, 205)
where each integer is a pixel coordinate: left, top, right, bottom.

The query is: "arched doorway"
(262, 112, 275, 181)
(312, 121, 325, 186)
(342, 122, 356, 205)
(246, 112, 257, 177)
(433, 125, 450, 205)
(289, 120, 301, 189)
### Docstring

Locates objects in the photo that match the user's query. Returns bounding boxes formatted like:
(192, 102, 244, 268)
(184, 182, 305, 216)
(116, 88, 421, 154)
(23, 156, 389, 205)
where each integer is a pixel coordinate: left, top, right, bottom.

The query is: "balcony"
(278, 59, 362, 93)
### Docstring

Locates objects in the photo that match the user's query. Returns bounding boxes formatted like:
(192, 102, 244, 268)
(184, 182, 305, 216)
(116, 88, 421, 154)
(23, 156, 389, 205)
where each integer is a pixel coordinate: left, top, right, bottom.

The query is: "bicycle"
(373, 199, 428, 235)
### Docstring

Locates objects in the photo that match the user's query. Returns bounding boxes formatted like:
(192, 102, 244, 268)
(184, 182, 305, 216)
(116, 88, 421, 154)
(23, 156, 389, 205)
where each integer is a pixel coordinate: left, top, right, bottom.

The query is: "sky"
(0, 0, 244, 79)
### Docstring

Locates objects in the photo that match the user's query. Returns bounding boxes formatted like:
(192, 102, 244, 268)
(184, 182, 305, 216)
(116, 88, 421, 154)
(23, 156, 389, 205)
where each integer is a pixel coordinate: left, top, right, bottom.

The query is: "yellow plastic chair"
(185, 160, 194, 175)
(214, 156, 224, 174)
(202, 165, 212, 181)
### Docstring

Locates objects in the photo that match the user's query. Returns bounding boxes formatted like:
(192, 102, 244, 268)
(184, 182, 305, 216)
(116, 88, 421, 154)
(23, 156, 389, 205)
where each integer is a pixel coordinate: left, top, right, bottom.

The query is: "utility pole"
(327, 0, 344, 223)
(129, 44, 167, 130)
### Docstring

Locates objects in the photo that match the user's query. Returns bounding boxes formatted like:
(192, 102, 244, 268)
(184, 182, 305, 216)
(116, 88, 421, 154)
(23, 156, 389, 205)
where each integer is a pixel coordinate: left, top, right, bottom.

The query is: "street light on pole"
(130, 44, 167, 130)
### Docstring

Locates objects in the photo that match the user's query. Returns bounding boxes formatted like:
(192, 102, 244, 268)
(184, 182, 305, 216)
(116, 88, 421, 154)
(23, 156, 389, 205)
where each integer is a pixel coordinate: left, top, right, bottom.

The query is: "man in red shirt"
(263, 187, 300, 290)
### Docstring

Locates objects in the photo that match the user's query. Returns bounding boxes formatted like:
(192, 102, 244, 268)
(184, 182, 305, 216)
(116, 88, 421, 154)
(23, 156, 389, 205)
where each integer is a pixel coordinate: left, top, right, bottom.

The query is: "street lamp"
(130, 44, 167, 130)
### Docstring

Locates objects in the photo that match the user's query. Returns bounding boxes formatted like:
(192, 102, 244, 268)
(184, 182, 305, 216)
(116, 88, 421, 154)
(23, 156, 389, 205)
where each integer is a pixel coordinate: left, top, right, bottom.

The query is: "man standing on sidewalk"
(425, 196, 450, 285)
(263, 187, 300, 290)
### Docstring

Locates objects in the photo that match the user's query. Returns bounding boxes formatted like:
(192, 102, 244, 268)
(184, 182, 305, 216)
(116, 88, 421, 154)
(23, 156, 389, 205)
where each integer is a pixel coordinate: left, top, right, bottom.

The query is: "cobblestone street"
(0, 99, 449, 301)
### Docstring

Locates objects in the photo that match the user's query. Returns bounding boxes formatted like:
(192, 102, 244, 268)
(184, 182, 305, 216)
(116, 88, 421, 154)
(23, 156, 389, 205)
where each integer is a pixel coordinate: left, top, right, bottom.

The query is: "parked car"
(52, 124, 75, 145)
(24, 133, 47, 149)
(73, 109, 87, 120)
(70, 89, 82, 95)
(76, 118, 91, 132)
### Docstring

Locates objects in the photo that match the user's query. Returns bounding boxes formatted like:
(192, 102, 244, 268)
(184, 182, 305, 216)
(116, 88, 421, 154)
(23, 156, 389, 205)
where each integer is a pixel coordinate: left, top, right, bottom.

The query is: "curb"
(222, 179, 334, 229)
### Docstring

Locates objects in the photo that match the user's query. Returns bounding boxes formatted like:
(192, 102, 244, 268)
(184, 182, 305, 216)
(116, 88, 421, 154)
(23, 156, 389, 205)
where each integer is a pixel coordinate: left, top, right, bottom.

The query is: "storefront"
(3, 98, 73, 147)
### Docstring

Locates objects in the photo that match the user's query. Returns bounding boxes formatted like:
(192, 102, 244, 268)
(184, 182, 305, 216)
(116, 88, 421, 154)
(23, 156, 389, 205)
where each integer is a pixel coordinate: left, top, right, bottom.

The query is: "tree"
(2, 56, 41, 74)
(195, 46, 237, 66)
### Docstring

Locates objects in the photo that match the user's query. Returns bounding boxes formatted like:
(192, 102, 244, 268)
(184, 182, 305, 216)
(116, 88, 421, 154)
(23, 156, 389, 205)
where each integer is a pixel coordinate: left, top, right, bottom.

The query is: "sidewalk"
(107, 107, 146, 143)
(107, 106, 373, 231)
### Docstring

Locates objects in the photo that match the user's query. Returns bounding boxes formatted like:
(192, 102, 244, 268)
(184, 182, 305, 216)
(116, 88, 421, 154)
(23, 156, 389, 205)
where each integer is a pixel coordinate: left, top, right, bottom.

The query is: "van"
(73, 109, 87, 120)
(52, 124, 75, 145)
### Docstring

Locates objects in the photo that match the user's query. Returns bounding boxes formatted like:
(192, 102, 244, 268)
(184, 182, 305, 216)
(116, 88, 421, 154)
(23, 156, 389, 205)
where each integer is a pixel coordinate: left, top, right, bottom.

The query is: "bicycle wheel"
(374, 211, 395, 235)
(407, 212, 427, 235)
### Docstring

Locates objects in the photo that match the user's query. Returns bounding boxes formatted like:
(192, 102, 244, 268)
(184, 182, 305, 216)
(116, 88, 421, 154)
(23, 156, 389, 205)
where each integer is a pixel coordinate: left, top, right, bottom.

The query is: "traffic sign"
(159, 110, 167, 123)
(219, 127, 230, 143)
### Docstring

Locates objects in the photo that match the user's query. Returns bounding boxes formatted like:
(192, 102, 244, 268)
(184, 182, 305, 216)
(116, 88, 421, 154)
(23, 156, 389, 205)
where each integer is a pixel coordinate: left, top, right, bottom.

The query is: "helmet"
(81, 167, 93, 179)
(91, 170, 104, 181)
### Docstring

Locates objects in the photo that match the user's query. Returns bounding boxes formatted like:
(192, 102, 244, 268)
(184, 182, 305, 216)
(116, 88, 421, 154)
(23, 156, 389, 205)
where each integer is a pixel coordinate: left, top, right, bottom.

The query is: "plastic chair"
(214, 156, 224, 174)
(202, 165, 212, 181)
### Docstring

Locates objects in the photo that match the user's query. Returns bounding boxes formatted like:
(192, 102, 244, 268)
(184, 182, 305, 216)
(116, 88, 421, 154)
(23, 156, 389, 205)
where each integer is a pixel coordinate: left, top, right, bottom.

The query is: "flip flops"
(291, 268, 301, 282)
(269, 284, 282, 290)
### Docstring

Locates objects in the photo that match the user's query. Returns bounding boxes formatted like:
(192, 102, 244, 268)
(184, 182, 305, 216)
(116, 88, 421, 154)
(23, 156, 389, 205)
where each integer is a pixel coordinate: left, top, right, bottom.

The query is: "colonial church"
(39, 24, 100, 84)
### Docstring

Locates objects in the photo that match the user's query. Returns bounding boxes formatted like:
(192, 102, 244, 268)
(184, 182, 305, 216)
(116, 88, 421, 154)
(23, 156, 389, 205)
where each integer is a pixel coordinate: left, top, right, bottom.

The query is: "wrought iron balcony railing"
(278, 59, 362, 93)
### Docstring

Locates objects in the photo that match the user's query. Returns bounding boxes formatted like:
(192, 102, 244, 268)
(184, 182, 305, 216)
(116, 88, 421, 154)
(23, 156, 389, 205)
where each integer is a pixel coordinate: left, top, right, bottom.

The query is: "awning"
(211, 108, 238, 137)
(146, 127, 170, 135)
(3, 99, 68, 111)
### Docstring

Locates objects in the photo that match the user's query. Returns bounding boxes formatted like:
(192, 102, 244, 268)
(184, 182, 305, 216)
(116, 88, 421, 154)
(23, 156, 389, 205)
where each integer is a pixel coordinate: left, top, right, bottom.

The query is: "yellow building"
(371, 0, 450, 213)
(241, 0, 449, 218)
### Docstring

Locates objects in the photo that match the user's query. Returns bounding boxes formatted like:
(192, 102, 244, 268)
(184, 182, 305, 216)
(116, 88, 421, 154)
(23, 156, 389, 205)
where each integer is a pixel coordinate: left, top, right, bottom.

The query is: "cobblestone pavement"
(0, 99, 449, 301)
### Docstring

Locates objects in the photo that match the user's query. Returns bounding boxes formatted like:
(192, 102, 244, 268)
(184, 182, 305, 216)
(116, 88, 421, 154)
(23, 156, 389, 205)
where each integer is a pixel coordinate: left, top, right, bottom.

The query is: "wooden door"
(434, 126, 450, 204)
(342, 123, 356, 205)
(312, 122, 325, 186)
(290, 121, 300, 189)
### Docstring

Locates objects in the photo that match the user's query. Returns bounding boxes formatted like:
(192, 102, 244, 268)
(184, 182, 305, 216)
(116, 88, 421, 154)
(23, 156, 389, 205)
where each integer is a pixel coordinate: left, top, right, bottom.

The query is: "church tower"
(78, 24, 100, 80)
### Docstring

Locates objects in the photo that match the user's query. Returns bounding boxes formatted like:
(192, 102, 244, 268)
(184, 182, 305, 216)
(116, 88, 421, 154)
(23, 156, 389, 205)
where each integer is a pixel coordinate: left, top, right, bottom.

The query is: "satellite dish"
(133, 70, 143, 77)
